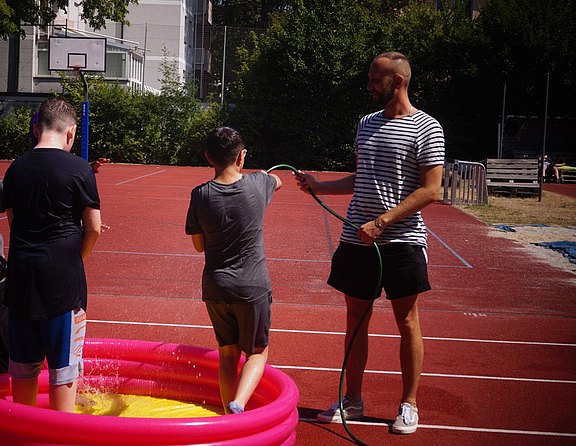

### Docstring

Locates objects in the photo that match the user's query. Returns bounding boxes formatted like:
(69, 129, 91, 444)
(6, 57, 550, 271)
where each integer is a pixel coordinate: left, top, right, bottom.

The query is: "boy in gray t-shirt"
(185, 127, 282, 414)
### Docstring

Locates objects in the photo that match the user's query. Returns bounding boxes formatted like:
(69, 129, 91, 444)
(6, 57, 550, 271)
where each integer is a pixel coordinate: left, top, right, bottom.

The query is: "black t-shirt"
(2, 148, 100, 319)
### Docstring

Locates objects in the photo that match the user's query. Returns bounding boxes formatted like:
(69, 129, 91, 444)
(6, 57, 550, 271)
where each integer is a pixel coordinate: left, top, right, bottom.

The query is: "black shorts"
(205, 293, 271, 356)
(328, 242, 431, 300)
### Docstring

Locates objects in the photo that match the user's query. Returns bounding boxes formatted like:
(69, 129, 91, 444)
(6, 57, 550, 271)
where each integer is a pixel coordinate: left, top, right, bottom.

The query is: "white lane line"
(90, 249, 465, 268)
(298, 418, 576, 437)
(87, 321, 576, 383)
(87, 320, 576, 348)
(92, 250, 331, 263)
(428, 227, 473, 269)
(115, 169, 167, 185)
(277, 365, 575, 384)
(89, 320, 212, 329)
(275, 329, 576, 348)
(87, 320, 576, 385)
(93, 250, 202, 257)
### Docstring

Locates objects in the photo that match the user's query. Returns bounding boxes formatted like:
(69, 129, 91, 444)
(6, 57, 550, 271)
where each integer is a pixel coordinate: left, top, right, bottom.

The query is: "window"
(105, 50, 126, 79)
(37, 41, 50, 76)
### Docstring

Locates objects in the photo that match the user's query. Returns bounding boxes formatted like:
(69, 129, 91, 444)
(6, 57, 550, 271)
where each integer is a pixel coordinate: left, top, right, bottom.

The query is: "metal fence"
(442, 159, 488, 205)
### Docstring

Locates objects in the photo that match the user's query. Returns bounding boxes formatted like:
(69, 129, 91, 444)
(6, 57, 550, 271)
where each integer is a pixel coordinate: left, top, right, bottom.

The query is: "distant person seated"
(543, 154, 560, 183)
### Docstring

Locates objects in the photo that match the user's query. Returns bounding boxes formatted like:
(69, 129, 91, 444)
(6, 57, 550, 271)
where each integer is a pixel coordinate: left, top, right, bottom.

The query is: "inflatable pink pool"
(0, 338, 299, 445)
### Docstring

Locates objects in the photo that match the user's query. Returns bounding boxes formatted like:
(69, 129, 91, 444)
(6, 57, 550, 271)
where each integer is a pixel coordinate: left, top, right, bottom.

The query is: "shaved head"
(373, 52, 411, 85)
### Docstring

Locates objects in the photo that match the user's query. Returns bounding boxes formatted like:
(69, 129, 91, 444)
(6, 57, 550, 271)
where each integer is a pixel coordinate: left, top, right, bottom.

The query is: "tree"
(0, 0, 137, 38)
(212, 0, 297, 28)
(55, 53, 223, 166)
(229, 0, 389, 170)
(2, 0, 138, 93)
(228, 0, 575, 164)
(477, 0, 576, 118)
(386, 1, 494, 160)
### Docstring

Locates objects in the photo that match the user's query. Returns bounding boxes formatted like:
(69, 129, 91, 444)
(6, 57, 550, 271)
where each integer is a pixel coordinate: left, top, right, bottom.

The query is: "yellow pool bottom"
(74, 393, 222, 418)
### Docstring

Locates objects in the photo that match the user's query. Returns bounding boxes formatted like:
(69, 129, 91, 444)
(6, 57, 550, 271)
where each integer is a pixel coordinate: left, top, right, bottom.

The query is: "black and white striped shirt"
(341, 109, 445, 247)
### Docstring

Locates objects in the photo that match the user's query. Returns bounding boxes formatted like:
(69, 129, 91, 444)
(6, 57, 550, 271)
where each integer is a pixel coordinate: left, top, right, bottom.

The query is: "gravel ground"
(488, 224, 576, 276)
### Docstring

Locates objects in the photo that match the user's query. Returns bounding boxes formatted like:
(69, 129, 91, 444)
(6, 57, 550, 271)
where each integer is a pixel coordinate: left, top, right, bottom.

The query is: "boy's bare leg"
(49, 380, 78, 412)
(218, 344, 241, 412)
(233, 346, 268, 409)
(11, 377, 39, 406)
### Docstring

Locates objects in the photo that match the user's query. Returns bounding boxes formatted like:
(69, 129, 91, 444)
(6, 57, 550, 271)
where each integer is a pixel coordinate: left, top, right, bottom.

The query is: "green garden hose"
(266, 164, 382, 446)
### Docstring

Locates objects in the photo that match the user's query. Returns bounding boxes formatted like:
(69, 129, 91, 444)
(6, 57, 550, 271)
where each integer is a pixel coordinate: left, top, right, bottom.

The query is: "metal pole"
(199, 2, 206, 99)
(539, 72, 550, 202)
(499, 83, 506, 159)
(221, 26, 227, 106)
(142, 23, 148, 92)
(191, 2, 198, 96)
(79, 70, 89, 161)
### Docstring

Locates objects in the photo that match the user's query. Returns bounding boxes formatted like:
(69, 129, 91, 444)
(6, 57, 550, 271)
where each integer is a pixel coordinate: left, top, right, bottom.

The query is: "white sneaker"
(316, 396, 365, 423)
(392, 402, 419, 434)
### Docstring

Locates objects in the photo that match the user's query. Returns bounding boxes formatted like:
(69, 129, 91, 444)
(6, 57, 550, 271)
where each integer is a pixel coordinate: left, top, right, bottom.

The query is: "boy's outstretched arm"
(270, 173, 282, 190)
(191, 234, 205, 252)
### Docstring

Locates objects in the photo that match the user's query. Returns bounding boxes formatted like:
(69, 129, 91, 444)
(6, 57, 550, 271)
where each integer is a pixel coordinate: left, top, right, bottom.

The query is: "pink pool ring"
(0, 338, 300, 445)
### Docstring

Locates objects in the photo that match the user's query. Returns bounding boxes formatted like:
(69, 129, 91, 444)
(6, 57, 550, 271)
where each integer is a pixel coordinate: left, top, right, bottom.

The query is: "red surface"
(1, 162, 574, 445)
(544, 181, 576, 198)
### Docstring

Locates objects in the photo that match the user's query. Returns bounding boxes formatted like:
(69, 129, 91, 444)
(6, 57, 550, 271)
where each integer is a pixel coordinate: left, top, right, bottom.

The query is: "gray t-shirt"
(185, 172, 277, 304)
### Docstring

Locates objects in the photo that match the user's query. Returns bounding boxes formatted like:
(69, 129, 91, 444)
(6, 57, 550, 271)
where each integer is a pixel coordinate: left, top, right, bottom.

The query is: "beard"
(373, 89, 394, 108)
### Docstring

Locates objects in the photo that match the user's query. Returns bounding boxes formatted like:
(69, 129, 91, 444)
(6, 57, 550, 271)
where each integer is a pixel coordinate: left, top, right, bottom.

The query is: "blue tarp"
(534, 241, 576, 264)
(493, 223, 553, 233)
(493, 224, 516, 232)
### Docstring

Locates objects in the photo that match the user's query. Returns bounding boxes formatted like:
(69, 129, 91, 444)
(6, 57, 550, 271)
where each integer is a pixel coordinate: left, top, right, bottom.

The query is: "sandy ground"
(488, 224, 576, 276)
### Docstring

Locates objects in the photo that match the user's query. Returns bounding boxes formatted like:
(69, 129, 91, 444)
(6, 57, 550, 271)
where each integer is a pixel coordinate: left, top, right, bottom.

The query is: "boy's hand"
(91, 158, 111, 173)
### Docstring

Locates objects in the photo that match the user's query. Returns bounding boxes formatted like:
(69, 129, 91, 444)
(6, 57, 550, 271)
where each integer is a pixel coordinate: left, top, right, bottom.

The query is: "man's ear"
(394, 74, 404, 89)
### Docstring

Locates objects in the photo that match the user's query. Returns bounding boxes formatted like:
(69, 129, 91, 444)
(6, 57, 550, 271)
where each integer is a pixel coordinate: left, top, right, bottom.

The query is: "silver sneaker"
(392, 402, 419, 434)
(316, 396, 365, 423)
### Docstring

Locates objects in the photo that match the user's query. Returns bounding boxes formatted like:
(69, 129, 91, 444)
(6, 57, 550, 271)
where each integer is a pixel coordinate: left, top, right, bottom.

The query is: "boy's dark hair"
(206, 127, 244, 167)
(38, 97, 77, 134)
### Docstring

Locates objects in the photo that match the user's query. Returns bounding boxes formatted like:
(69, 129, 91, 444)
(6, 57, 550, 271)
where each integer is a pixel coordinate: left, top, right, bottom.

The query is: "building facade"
(0, 0, 212, 98)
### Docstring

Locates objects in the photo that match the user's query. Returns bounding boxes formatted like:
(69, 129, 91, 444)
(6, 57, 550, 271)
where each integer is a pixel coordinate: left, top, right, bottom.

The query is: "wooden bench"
(552, 152, 576, 183)
(558, 167, 576, 183)
(485, 158, 540, 196)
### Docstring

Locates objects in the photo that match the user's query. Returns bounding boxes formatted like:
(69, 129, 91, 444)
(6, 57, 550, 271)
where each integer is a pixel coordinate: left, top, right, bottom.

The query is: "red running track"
(0, 162, 574, 446)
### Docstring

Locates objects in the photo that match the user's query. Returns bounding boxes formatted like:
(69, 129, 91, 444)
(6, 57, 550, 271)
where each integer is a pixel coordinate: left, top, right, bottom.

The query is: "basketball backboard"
(49, 37, 107, 72)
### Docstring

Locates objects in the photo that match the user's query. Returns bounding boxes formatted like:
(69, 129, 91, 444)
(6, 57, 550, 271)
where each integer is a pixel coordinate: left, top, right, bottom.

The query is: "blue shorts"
(205, 293, 271, 356)
(328, 242, 431, 300)
(9, 309, 86, 385)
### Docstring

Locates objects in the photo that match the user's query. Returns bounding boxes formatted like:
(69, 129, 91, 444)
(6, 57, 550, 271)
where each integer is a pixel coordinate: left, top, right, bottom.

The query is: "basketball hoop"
(48, 37, 107, 162)
(49, 37, 106, 72)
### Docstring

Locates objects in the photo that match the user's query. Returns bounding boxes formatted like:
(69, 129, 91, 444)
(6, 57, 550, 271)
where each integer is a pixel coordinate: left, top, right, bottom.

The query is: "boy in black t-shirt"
(185, 127, 281, 414)
(2, 97, 101, 412)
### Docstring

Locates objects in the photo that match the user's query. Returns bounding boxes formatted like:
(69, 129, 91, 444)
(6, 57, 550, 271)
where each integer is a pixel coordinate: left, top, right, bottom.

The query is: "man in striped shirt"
(296, 52, 445, 434)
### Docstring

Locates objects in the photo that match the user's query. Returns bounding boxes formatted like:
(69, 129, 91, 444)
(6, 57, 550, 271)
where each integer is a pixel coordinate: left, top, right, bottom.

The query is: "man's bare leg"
(344, 295, 373, 401)
(391, 294, 423, 406)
